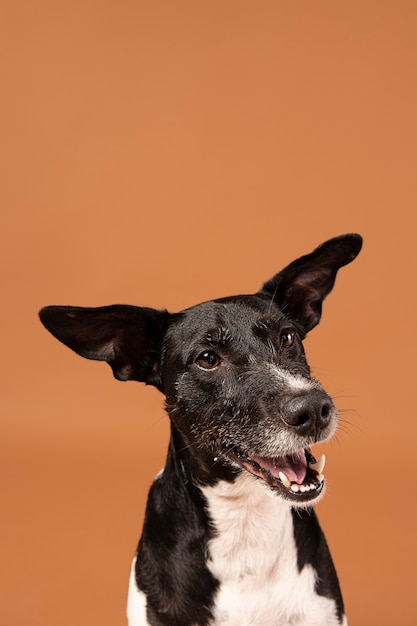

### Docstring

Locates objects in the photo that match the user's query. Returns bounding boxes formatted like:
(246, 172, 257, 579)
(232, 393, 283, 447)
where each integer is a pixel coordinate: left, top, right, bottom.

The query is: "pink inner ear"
(293, 267, 331, 290)
(76, 339, 116, 361)
(113, 362, 133, 381)
(95, 340, 116, 360)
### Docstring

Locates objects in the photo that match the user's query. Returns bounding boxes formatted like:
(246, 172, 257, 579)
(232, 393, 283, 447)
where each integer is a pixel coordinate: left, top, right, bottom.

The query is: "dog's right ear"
(39, 305, 171, 390)
(258, 233, 362, 333)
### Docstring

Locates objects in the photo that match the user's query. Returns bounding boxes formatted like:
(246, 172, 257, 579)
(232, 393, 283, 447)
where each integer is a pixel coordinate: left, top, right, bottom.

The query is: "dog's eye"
(196, 350, 221, 370)
(279, 330, 295, 349)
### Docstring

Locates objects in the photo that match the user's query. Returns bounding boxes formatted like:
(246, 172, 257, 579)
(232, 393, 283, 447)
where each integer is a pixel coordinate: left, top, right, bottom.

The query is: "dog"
(39, 233, 362, 626)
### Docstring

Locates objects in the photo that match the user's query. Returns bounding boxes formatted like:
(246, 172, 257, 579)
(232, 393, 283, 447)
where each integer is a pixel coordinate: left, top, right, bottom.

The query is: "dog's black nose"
(281, 391, 333, 436)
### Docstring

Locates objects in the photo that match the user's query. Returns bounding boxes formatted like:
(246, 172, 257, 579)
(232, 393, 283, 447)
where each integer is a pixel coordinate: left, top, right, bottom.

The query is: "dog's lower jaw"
(223, 446, 326, 505)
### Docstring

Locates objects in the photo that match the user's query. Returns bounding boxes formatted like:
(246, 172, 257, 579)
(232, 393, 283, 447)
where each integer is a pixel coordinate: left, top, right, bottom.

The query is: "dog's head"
(39, 234, 362, 505)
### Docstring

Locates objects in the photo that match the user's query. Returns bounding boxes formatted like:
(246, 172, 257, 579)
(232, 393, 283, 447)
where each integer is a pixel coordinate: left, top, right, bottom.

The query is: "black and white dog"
(39, 233, 362, 626)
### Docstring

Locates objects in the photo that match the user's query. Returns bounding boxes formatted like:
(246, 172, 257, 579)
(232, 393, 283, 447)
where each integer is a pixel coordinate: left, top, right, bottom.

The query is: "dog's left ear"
(39, 305, 171, 389)
(258, 233, 363, 332)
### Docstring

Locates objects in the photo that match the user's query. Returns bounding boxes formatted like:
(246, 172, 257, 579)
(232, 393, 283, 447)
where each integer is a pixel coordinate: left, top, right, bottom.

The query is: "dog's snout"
(281, 391, 333, 436)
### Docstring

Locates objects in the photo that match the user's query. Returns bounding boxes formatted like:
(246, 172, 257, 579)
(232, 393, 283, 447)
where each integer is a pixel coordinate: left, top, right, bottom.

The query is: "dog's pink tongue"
(253, 450, 307, 484)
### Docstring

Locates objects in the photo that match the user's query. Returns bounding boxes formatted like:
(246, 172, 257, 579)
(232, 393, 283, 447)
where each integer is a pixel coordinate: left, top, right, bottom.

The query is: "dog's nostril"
(296, 412, 310, 428)
(319, 402, 332, 427)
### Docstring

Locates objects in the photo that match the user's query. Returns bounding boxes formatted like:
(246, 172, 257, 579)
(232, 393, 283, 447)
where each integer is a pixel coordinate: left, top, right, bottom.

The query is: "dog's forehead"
(167, 295, 282, 346)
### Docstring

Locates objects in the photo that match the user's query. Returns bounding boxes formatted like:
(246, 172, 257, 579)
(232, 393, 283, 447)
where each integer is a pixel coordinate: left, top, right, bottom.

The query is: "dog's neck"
(167, 424, 240, 488)
(168, 426, 302, 572)
(201, 472, 294, 576)
(200, 473, 343, 626)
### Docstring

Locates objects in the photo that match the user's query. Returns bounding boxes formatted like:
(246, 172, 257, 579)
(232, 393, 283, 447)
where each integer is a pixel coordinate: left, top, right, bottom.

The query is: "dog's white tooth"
(279, 472, 292, 489)
(318, 454, 326, 474)
(316, 473, 325, 483)
(290, 484, 300, 493)
(310, 454, 326, 474)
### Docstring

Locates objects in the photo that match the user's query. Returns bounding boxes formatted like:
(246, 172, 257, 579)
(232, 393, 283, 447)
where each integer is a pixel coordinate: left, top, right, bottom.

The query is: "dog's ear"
(258, 233, 363, 332)
(39, 305, 171, 389)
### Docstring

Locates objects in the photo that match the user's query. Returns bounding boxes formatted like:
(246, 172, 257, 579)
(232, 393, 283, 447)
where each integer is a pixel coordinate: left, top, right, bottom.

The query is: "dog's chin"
(224, 446, 326, 505)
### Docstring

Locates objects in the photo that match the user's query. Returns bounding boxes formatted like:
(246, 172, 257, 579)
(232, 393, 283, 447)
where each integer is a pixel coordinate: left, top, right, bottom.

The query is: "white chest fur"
(201, 474, 345, 626)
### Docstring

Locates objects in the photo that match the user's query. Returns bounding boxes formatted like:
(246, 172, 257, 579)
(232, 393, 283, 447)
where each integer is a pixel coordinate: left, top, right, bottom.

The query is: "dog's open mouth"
(227, 447, 326, 502)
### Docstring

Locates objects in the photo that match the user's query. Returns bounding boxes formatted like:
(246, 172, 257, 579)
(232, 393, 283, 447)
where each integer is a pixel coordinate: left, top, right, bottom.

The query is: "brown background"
(1, 1, 416, 625)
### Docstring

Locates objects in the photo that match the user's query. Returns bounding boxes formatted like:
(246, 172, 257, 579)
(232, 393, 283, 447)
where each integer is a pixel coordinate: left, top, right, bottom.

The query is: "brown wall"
(2, 2, 416, 625)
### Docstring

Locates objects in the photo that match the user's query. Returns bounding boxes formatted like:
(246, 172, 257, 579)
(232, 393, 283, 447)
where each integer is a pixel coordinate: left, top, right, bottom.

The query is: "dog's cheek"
(165, 372, 234, 442)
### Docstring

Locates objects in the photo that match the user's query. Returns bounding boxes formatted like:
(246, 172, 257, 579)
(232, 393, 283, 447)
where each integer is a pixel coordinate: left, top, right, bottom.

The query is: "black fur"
(136, 429, 221, 626)
(39, 234, 362, 625)
(291, 508, 345, 622)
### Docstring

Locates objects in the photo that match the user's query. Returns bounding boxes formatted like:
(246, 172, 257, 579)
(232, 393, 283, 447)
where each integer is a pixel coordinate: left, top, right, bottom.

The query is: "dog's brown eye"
(196, 350, 221, 370)
(279, 330, 295, 349)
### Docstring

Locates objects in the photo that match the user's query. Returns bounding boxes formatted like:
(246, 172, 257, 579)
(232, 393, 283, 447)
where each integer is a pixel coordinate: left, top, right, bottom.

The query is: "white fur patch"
(126, 469, 345, 625)
(270, 365, 317, 393)
(127, 555, 150, 626)
(201, 474, 345, 626)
